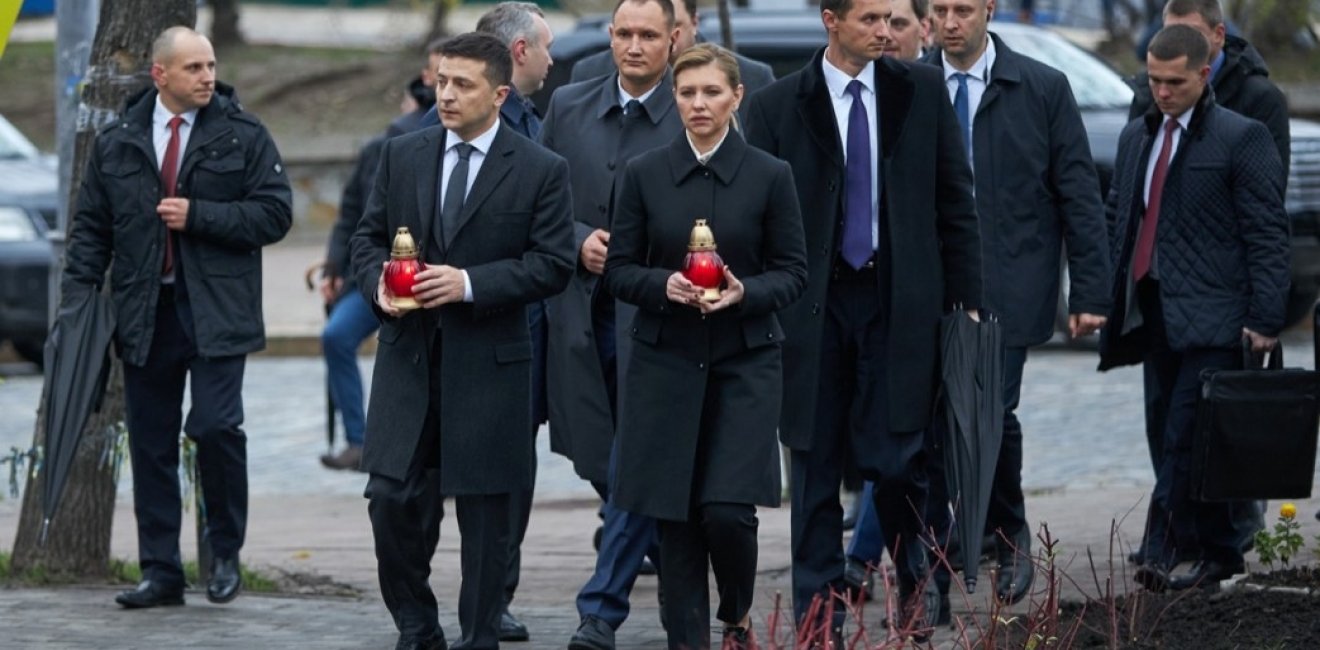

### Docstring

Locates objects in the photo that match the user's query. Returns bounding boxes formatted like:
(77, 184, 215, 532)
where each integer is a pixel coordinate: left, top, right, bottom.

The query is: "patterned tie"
(841, 80, 873, 270)
(953, 73, 972, 161)
(1132, 119, 1179, 281)
(440, 143, 474, 249)
(160, 115, 184, 276)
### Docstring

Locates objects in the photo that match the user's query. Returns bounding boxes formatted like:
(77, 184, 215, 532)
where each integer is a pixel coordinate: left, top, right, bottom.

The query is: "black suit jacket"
(744, 49, 982, 448)
(349, 124, 575, 491)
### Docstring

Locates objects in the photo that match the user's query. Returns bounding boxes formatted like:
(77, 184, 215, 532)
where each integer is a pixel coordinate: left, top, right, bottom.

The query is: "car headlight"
(0, 206, 39, 242)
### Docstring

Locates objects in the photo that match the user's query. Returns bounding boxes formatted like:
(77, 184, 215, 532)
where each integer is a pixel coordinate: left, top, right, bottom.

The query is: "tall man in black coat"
(1100, 25, 1288, 593)
(63, 27, 292, 610)
(744, 0, 982, 637)
(1127, 0, 1290, 559)
(922, 0, 1110, 605)
(349, 33, 575, 650)
(538, 1, 684, 647)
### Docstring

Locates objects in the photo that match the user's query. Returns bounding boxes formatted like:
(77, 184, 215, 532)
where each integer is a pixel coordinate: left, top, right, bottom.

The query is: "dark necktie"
(440, 143, 474, 249)
(160, 115, 184, 276)
(623, 99, 643, 120)
(841, 79, 873, 270)
(1132, 119, 1179, 280)
(953, 73, 972, 161)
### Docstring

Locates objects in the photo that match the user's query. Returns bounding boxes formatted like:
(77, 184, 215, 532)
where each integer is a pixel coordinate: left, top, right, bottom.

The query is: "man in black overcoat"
(1101, 25, 1288, 593)
(921, 0, 1110, 605)
(744, 0, 982, 638)
(349, 33, 575, 650)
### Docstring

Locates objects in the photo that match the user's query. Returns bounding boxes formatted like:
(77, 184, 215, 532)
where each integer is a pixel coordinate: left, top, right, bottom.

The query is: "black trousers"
(122, 286, 247, 586)
(367, 331, 512, 649)
(659, 503, 758, 650)
(790, 264, 929, 624)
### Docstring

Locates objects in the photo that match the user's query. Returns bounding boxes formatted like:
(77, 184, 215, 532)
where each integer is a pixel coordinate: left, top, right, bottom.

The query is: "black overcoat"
(349, 124, 575, 492)
(603, 132, 807, 521)
(743, 50, 983, 449)
(538, 73, 684, 484)
(923, 34, 1111, 347)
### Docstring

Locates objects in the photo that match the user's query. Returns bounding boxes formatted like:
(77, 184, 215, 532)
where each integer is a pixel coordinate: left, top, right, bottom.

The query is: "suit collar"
(667, 128, 747, 185)
(795, 48, 845, 168)
(413, 126, 446, 256)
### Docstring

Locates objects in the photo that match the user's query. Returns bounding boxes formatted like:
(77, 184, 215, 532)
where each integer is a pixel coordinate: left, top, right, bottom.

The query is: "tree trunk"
(423, 0, 452, 50)
(210, 0, 245, 49)
(10, 0, 197, 580)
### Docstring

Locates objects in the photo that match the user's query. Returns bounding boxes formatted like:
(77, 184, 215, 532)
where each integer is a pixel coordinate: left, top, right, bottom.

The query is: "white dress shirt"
(821, 54, 880, 250)
(152, 97, 199, 284)
(942, 35, 996, 167)
(618, 78, 660, 108)
(441, 119, 501, 302)
(1144, 108, 1194, 206)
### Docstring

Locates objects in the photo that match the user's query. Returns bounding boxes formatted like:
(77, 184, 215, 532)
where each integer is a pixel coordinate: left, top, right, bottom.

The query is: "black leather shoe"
(394, 632, 447, 650)
(721, 626, 754, 649)
(896, 581, 940, 643)
(115, 579, 185, 609)
(498, 608, 529, 642)
(568, 615, 615, 650)
(1134, 562, 1170, 593)
(994, 529, 1035, 605)
(1168, 560, 1245, 591)
(206, 555, 242, 604)
(842, 557, 873, 602)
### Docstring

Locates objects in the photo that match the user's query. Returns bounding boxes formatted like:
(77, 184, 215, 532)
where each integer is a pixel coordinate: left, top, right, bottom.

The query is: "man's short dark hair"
(611, 0, 676, 30)
(908, 0, 930, 21)
(436, 32, 513, 88)
(1164, 0, 1223, 28)
(680, 0, 697, 20)
(1148, 23, 1211, 67)
(820, 0, 856, 18)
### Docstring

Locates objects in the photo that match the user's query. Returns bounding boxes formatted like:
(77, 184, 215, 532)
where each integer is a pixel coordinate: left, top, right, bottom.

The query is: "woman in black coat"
(603, 43, 808, 649)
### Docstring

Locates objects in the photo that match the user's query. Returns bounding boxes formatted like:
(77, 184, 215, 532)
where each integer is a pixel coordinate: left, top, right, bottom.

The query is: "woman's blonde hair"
(672, 42, 741, 90)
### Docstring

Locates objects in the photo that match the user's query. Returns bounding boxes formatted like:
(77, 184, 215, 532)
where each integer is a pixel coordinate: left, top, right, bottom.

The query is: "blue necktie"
(953, 72, 971, 160)
(841, 80, 873, 270)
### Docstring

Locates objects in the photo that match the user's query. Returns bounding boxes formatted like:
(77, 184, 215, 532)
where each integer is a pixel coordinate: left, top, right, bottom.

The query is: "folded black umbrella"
(939, 309, 1003, 592)
(39, 284, 115, 542)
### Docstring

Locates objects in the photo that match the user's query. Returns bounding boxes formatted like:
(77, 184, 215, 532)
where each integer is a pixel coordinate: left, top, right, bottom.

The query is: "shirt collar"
(1209, 49, 1227, 83)
(1165, 106, 1195, 132)
(153, 95, 199, 129)
(942, 34, 996, 83)
(618, 77, 660, 107)
(687, 126, 731, 165)
(821, 55, 876, 100)
(446, 118, 501, 156)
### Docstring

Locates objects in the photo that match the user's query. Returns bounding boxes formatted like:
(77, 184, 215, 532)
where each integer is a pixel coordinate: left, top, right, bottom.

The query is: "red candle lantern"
(383, 227, 425, 311)
(682, 219, 725, 302)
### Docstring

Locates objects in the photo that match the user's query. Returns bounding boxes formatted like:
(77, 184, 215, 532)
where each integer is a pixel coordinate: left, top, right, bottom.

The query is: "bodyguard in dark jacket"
(1102, 26, 1288, 593)
(1129, 1, 1289, 180)
(744, 0, 982, 632)
(921, 3, 1110, 605)
(64, 28, 291, 609)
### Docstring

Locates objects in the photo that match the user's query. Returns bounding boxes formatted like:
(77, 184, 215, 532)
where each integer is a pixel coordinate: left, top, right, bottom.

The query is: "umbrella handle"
(304, 261, 327, 292)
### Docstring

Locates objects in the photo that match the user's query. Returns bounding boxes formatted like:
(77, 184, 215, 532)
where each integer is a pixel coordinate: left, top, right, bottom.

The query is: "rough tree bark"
(10, 0, 197, 579)
(210, 0, 245, 49)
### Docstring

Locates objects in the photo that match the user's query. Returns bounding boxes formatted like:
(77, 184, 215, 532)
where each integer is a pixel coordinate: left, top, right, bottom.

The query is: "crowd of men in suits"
(70, 0, 1293, 647)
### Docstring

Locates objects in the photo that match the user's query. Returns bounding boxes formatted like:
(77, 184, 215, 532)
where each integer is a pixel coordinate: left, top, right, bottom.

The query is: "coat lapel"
(797, 49, 844, 170)
(414, 127, 444, 257)
(447, 125, 515, 248)
(873, 57, 913, 160)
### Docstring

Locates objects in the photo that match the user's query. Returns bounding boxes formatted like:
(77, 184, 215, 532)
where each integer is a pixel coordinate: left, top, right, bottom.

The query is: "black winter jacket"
(1130, 35, 1290, 180)
(1100, 88, 1289, 368)
(63, 84, 292, 365)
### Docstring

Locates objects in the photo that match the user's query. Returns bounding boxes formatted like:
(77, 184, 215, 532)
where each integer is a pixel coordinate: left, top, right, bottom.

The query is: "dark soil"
(1060, 581, 1320, 649)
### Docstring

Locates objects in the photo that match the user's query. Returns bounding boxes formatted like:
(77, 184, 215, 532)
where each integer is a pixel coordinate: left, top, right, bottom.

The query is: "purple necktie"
(841, 80, 873, 269)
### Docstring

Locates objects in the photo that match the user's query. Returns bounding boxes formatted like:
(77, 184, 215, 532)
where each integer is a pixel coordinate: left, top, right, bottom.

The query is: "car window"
(0, 116, 41, 160)
(0, 207, 40, 242)
(993, 28, 1134, 110)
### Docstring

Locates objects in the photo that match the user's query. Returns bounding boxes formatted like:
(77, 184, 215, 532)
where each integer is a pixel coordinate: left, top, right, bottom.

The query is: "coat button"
(412, 354, 420, 364)
(631, 327, 638, 334)
(702, 170, 710, 178)
(598, 205, 606, 213)
(766, 332, 774, 340)
(811, 303, 820, 315)
(698, 362, 706, 370)
(607, 161, 616, 170)
(828, 181, 836, 192)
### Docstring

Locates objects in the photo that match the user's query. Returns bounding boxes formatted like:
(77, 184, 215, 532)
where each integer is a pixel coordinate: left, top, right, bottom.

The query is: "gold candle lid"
(391, 227, 418, 258)
(687, 219, 717, 252)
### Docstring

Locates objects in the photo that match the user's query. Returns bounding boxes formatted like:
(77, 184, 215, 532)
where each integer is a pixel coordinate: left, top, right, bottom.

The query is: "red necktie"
(160, 115, 184, 275)
(1132, 118, 1179, 281)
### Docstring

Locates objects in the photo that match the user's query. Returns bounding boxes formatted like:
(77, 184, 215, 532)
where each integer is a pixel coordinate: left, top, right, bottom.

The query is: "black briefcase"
(1191, 320, 1320, 501)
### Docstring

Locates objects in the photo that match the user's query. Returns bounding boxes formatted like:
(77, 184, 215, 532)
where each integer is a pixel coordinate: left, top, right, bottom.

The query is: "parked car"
(0, 114, 57, 366)
(538, 12, 1320, 329)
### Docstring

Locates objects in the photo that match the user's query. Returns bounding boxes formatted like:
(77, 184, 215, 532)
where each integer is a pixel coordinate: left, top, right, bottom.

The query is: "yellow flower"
(1280, 503, 1297, 519)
